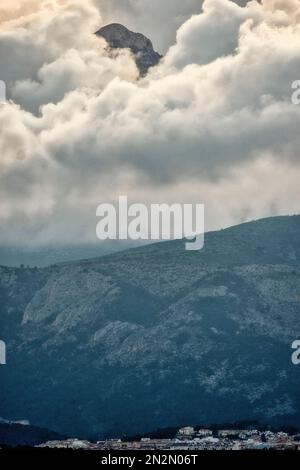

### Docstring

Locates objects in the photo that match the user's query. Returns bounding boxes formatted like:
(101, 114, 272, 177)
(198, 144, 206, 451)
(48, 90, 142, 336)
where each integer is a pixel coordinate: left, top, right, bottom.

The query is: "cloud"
(163, 0, 264, 68)
(95, 0, 204, 52)
(263, 0, 300, 21)
(95, 0, 251, 52)
(0, 0, 299, 247)
(0, 0, 138, 112)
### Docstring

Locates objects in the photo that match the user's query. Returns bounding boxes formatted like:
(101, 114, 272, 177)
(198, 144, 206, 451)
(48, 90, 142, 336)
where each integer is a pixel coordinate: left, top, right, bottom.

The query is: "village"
(38, 426, 300, 451)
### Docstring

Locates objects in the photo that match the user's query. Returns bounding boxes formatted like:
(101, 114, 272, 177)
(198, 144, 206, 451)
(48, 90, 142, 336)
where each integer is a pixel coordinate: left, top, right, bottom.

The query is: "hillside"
(0, 215, 300, 438)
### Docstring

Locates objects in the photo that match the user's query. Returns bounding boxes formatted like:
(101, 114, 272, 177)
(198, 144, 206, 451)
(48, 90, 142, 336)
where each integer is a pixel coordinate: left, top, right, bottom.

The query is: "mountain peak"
(1, 215, 300, 438)
(96, 23, 162, 75)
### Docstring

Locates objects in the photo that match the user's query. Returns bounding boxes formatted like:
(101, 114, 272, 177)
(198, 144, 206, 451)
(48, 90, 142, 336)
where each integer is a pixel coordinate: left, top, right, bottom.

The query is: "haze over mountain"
(1, 215, 300, 439)
(0, 241, 138, 269)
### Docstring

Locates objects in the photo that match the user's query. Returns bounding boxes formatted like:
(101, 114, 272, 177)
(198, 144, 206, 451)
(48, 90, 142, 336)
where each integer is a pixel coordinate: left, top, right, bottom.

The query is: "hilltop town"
(39, 427, 300, 451)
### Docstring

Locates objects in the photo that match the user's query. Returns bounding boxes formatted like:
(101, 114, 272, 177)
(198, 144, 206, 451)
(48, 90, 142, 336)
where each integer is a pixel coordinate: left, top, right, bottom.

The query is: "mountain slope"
(96, 23, 162, 75)
(0, 215, 300, 438)
(0, 421, 66, 447)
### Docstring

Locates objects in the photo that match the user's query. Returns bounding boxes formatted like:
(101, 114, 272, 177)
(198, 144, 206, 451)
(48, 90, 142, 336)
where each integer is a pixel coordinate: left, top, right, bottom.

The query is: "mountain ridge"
(96, 23, 162, 75)
(1, 215, 300, 438)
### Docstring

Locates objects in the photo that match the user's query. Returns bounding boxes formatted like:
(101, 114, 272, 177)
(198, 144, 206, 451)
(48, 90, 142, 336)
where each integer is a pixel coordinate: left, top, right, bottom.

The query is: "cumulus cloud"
(0, 0, 138, 112)
(163, 0, 263, 68)
(0, 0, 299, 247)
(95, 0, 251, 52)
(95, 0, 204, 52)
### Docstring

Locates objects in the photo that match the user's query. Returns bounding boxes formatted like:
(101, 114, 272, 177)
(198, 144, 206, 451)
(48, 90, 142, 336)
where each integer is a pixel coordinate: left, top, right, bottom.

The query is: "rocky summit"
(96, 23, 162, 75)
(0, 215, 300, 439)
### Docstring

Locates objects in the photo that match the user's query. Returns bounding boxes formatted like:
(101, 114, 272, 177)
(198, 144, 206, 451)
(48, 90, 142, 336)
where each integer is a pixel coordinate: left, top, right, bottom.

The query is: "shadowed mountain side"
(0, 215, 300, 438)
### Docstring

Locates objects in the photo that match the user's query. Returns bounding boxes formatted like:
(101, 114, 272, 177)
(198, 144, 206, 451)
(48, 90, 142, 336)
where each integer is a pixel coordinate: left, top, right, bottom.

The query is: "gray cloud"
(0, 0, 299, 247)
(95, 0, 251, 52)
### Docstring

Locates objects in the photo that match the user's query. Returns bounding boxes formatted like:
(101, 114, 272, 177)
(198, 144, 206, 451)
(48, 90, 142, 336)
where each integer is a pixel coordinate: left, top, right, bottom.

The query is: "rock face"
(96, 23, 162, 75)
(1, 216, 300, 439)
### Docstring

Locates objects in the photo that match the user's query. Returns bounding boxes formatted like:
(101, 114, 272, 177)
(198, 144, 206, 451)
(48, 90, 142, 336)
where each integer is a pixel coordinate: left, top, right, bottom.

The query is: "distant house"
(0, 340, 6, 365)
(197, 429, 213, 438)
(177, 427, 195, 437)
(218, 430, 242, 438)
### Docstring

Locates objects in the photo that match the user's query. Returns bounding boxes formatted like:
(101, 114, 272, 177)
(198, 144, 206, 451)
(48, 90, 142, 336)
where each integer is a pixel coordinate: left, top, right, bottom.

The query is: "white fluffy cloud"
(95, 0, 250, 52)
(0, 0, 299, 247)
(0, 0, 138, 112)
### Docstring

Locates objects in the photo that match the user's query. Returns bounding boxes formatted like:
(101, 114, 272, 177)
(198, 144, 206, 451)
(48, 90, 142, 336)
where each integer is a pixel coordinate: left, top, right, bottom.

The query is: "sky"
(0, 0, 300, 249)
